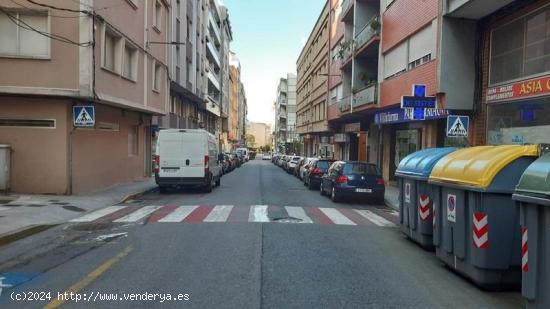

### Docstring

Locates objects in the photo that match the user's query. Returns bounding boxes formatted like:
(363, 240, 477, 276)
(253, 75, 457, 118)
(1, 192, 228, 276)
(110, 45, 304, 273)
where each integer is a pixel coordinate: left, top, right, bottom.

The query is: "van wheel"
(204, 175, 213, 193)
(331, 187, 341, 203)
(215, 176, 221, 187)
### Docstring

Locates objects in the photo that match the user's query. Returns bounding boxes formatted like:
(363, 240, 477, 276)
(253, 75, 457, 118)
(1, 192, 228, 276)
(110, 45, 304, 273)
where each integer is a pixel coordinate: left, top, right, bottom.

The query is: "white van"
(236, 148, 249, 161)
(154, 129, 222, 193)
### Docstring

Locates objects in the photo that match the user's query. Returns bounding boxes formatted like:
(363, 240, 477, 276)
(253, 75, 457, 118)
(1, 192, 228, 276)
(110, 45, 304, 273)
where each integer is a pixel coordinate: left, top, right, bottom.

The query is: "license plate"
(162, 168, 179, 173)
(356, 188, 372, 193)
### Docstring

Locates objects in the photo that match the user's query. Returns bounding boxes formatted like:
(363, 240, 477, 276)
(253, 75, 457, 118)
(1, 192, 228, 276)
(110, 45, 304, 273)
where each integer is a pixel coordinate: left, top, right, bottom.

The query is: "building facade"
(296, 1, 331, 158)
(228, 52, 247, 149)
(0, 0, 169, 194)
(274, 73, 298, 154)
(246, 122, 272, 149)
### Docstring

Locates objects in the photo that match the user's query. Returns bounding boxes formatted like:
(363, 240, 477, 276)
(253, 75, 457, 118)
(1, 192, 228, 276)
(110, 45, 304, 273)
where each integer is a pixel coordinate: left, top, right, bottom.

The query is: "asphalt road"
(0, 159, 523, 308)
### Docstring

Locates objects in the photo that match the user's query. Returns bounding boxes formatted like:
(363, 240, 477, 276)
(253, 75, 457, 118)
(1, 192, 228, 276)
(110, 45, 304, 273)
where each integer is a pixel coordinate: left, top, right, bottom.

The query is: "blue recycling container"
(395, 147, 457, 249)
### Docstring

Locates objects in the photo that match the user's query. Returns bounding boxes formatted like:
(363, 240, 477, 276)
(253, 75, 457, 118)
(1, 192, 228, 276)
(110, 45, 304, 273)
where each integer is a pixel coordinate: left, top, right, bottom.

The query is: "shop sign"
(344, 122, 361, 132)
(401, 84, 437, 109)
(486, 75, 550, 103)
(375, 108, 449, 125)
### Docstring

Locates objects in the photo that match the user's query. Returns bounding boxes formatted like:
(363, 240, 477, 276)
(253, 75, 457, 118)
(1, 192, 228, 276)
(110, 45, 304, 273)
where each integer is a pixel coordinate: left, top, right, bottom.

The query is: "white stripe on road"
(354, 209, 396, 227)
(70, 206, 125, 222)
(284, 206, 313, 224)
(114, 206, 162, 222)
(158, 206, 198, 222)
(319, 208, 356, 225)
(249, 205, 269, 222)
(204, 205, 234, 222)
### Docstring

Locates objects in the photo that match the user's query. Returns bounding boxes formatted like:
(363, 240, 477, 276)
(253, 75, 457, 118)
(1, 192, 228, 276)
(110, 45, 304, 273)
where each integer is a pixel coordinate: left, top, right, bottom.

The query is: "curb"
(0, 224, 57, 247)
(118, 186, 158, 204)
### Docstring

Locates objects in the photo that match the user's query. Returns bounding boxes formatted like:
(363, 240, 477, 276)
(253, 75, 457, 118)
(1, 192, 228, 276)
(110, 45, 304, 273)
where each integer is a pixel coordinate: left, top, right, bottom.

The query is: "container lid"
(395, 147, 457, 179)
(429, 145, 539, 189)
(515, 153, 550, 199)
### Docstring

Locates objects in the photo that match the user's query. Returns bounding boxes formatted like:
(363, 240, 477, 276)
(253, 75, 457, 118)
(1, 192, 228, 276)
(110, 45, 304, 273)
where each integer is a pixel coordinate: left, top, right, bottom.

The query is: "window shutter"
(383, 42, 407, 78)
(408, 24, 433, 63)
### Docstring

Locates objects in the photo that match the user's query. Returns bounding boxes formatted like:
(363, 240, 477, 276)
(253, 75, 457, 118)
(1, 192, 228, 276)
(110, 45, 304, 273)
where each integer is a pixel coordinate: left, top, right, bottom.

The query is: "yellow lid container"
(429, 145, 539, 189)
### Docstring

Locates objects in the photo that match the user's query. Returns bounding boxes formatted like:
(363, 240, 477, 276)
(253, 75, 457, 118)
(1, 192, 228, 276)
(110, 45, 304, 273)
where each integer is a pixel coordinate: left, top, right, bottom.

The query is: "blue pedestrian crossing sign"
(446, 115, 469, 138)
(73, 106, 95, 127)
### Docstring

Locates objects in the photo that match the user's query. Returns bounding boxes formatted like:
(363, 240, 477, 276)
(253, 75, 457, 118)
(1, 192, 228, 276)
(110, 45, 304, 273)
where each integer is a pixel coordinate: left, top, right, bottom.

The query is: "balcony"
(353, 84, 377, 108)
(206, 41, 221, 66)
(338, 96, 352, 112)
(207, 70, 220, 90)
(446, 0, 514, 19)
(339, 41, 354, 67)
(354, 16, 380, 52)
(341, 0, 354, 21)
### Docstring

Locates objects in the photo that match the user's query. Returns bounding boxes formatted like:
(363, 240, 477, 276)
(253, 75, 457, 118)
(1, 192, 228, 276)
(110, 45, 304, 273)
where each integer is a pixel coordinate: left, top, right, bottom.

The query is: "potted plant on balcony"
(370, 18, 381, 32)
(336, 40, 355, 60)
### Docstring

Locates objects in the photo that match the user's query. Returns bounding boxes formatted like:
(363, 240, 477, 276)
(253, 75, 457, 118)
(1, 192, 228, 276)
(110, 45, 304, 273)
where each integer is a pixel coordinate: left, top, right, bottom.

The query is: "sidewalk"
(0, 178, 157, 241)
(384, 184, 399, 211)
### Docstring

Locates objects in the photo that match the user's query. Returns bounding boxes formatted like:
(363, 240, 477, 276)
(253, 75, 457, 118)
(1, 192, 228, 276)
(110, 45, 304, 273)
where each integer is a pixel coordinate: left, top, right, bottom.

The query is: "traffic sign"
(446, 115, 469, 138)
(447, 194, 456, 222)
(73, 106, 95, 127)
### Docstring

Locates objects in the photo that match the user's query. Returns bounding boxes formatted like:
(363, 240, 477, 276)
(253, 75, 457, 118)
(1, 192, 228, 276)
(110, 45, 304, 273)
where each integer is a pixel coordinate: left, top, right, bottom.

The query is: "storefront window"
(395, 129, 420, 168)
(487, 98, 550, 145)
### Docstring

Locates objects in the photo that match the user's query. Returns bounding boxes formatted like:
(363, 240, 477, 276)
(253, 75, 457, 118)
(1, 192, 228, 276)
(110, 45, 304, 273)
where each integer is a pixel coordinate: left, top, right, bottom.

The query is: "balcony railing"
(355, 16, 380, 52)
(341, 0, 353, 21)
(353, 84, 377, 108)
(338, 95, 352, 112)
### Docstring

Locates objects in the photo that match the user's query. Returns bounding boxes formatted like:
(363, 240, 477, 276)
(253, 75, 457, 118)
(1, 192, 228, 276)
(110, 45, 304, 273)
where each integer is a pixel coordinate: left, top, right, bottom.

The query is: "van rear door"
(158, 131, 205, 178)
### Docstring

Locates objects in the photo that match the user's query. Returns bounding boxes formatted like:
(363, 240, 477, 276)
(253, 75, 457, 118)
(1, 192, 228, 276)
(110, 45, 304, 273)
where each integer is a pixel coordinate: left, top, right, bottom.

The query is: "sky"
(223, 0, 326, 125)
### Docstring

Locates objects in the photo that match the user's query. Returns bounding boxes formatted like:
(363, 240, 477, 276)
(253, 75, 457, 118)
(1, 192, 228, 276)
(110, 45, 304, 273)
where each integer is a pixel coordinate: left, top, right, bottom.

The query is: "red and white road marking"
(473, 212, 489, 249)
(70, 205, 399, 227)
(522, 227, 528, 272)
(419, 195, 430, 221)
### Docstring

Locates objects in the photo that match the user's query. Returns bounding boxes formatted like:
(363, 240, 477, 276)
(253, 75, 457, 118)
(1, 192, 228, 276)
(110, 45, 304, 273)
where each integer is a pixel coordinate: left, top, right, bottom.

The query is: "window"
(383, 42, 407, 79)
(122, 42, 137, 80)
(153, 0, 162, 31)
(408, 24, 433, 68)
(0, 118, 55, 128)
(128, 126, 138, 156)
(0, 11, 49, 58)
(103, 27, 122, 72)
(153, 60, 162, 92)
(490, 7, 550, 85)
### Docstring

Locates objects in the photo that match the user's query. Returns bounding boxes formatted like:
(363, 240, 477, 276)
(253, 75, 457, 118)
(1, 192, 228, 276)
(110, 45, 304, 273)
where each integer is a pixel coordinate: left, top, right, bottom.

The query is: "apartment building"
(458, 0, 550, 147)
(228, 52, 247, 149)
(155, 0, 206, 132)
(246, 122, 272, 149)
(0, 0, 169, 194)
(274, 73, 298, 154)
(328, 0, 380, 162)
(296, 1, 331, 157)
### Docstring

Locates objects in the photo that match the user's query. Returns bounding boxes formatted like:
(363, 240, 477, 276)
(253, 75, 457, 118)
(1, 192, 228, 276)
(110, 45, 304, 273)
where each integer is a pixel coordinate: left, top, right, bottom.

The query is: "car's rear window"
(317, 161, 334, 169)
(343, 163, 380, 175)
(292, 157, 300, 162)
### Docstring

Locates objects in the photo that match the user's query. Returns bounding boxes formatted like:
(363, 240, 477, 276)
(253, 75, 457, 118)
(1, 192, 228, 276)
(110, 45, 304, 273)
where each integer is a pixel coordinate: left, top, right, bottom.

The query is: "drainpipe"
(68, 121, 77, 195)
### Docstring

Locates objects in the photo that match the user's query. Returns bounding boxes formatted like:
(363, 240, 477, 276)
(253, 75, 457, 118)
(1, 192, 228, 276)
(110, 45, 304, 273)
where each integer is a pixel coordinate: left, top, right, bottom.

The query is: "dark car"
(320, 161, 385, 203)
(303, 159, 335, 190)
(223, 154, 233, 173)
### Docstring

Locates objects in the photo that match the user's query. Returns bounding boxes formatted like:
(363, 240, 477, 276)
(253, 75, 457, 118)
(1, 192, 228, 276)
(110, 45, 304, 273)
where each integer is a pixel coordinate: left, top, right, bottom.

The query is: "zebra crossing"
(69, 205, 399, 227)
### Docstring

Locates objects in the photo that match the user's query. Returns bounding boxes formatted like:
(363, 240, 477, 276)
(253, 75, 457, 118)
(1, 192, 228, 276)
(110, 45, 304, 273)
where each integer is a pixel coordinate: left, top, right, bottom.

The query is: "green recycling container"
(514, 153, 550, 308)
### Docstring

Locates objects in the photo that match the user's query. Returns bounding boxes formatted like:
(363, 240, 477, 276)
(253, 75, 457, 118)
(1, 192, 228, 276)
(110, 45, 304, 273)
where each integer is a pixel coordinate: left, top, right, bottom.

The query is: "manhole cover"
(52, 202, 70, 205)
(272, 217, 303, 223)
(71, 222, 113, 231)
(26, 204, 47, 207)
(62, 205, 86, 212)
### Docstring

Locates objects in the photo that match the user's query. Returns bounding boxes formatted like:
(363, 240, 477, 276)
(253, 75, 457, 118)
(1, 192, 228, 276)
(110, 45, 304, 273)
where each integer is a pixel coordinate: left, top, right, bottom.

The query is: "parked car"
(303, 159, 335, 190)
(236, 148, 249, 162)
(154, 129, 222, 193)
(262, 153, 272, 160)
(272, 153, 279, 163)
(222, 154, 234, 173)
(229, 153, 241, 168)
(299, 158, 315, 180)
(320, 161, 385, 203)
(277, 155, 287, 167)
(286, 156, 302, 173)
